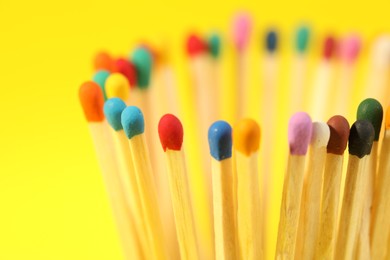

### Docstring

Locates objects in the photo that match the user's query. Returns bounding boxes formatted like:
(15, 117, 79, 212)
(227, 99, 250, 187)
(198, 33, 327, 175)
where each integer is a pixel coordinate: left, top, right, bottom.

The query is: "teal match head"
(93, 70, 110, 101)
(208, 33, 221, 59)
(208, 121, 232, 161)
(357, 98, 383, 141)
(121, 106, 145, 139)
(131, 47, 152, 89)
(296, 26, 310, 54)
(103, 98, 126, 131)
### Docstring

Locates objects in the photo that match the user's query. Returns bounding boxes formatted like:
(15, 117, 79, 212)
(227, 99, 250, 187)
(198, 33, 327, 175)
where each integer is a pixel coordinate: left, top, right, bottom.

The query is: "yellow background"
(1, 0, 390, 259)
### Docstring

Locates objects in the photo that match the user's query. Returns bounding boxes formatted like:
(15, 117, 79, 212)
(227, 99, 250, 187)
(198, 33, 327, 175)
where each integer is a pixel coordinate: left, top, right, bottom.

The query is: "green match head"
(296, 26, 310, 54)
(357, 98, 383, 141)
(131, 47, 152, 89)
(208, 33, 221, 59)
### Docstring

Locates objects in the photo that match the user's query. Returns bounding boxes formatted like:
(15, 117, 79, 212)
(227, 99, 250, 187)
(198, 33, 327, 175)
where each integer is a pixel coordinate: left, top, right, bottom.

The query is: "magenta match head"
(288, 112, 313, 155)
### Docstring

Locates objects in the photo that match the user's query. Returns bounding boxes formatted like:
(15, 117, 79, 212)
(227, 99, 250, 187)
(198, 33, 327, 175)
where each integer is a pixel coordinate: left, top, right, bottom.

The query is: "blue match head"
(131, 47, 152, 89)
(93, 70, 110, 101)
(103, 98, 126, 131)
(208, 33, 221, 59)
(266, 30, 278, 53)
(121, 106, 145, 139)
(296, 26, 310, 53)
(208, 121, 232, 161)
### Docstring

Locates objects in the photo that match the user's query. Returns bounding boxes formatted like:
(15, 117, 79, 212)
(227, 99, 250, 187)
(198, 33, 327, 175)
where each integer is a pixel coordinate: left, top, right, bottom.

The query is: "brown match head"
(327, 115, 350, 155)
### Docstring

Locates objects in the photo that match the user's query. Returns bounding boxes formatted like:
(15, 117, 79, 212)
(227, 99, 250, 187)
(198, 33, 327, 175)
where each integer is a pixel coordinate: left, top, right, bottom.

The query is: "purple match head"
(288, 112, 313, 155)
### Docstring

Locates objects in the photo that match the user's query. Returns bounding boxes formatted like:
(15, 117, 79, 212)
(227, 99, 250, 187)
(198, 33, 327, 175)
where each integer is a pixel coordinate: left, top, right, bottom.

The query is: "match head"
(327, 115, 350, 155)
(232, 12, 252, 52)
(103, 98, 127, 131)
(105, 73, 130, 101)
(186, 33, 208, 57)
(121, 106, 144, 139)
(288, 112, 312, 155)
(357, 98, 383, 141)
(131, 47, 152, 89)
(79, 81, 105, 122)
(340, 35, 361, 63)
(94, 51, 114, 72)
(93, 70, 110, 101)
(387, 106, 390, 130)
(310, 122, 330, 148)
(208, 33, 221, 59)
(265, 29, 278, 53)
(113, 58, 137, 88)
(349, 120, 375, 158)
(296, 26, 310, 54)
(233, 119, 261, 156)
(208, 121, 232, 161)
(323, 35, 337, 60)
(372, 35, 390, 67)
(158, 114, 184, 152)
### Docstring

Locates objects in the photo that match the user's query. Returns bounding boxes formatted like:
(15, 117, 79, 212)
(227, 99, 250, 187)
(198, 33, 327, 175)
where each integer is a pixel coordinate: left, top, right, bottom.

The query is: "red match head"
(186, 33, 208, 57)
(113, 58, 137, 88)
(158, 114, 184, 151)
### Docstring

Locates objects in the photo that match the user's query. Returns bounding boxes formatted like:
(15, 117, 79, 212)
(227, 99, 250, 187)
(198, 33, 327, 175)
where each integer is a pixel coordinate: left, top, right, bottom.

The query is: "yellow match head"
(105, 73, 130, 101)
(233, 118, 261, 156)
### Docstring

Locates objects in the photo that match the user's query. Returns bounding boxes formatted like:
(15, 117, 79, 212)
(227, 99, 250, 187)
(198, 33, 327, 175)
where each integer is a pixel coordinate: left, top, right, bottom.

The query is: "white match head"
(310, 121, 330, 148)
(372, 35, 390, 67)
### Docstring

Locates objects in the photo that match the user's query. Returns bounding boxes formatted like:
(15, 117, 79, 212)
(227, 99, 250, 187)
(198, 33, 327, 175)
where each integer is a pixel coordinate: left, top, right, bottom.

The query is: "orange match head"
(94, 51, 114, 72)
(387, 105, 390, 129)
(233, 118, 261, 156)
(79, 81, 105, 122)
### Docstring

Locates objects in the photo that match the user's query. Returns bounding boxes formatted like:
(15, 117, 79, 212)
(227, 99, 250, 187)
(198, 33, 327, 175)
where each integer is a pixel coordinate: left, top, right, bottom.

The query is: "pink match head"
(288, 112, 313, 155)
(339, 35, 361, 63)
(232, 12, 252, 52)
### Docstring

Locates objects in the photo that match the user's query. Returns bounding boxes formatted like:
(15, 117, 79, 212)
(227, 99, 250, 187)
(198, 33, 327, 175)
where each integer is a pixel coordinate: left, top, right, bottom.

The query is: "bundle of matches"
(79, 13, 390, 260)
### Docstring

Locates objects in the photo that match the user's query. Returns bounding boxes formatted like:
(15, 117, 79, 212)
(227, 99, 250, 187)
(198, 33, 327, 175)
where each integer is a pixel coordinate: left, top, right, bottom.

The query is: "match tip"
(94, 51, 114, 72)
(121, 106, 144, 139)
(103, 98, 126, 131)
(340, 35, 361, 63)
(113, 58, 137, 88)
(296, 26, 310, 53)
(288, 112, 312, 155)
(208, 33, 221, 58)
(158, 114, 184, 152)
(357, 98, 383, 141)
(323, 35, 337, 60)
(349, 120, 375, 158)
(327, 115, 350, 155)
(372, 35, 390, 67)
(310, 122, 330, 148)
(105, 73, 130, 101)
(93, 70, 110, 101)
(79, 81, 105, 122)
(232, 12, 252, 51)
(386, 106, 390, 129)
(186, 33, 208, 57)
(131, 47, 152, 88)
(265, 30, 278, 53)
(208, 121, 232, 161)
(234, 119, 261, 156)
